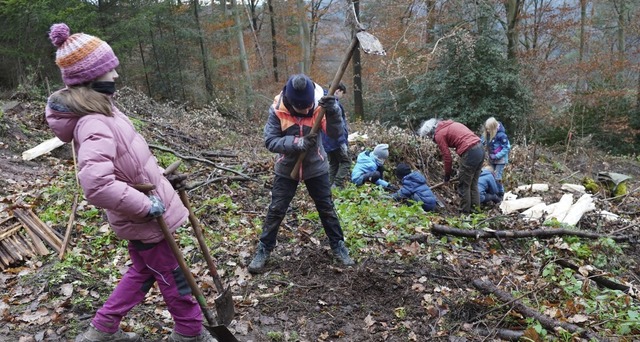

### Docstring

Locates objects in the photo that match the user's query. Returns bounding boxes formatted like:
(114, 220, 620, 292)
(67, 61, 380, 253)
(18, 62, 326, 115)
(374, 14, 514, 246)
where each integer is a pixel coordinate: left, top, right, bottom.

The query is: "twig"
(148, 143, 257, 182)
(59, 194, 79, 260)
(472, 279, 603, 340)
(431, 224, 631, 242)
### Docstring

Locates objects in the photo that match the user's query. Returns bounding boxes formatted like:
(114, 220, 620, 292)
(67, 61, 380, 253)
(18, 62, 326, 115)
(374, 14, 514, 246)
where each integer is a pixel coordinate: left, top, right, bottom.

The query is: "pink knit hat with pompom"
(49, 23, 119, 86)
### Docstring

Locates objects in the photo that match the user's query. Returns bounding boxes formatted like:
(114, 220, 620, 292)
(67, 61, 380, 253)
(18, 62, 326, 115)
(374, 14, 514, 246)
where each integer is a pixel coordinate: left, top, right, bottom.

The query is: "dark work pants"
(458, 143, 485, 213)
(327, 144, 351, 188)
(259, 174, 345, 250)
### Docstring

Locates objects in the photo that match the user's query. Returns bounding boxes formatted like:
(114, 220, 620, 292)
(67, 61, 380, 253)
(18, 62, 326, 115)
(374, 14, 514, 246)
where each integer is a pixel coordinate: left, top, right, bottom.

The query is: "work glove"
(166, 173, 188, 191)
(319, 95, 339, 116)
(294, 132, 318, 151)
(147, 195, 165, 218)
(444, 174, 451, 183)
(386, 184, 400, 192)
(363, 171, 381, 183)
(489, 153, 497, 160)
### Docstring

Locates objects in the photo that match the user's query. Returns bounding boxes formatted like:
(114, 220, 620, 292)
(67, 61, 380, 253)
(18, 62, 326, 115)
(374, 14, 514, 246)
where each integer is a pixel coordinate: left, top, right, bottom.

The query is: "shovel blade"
(204, 324, 238, 342)
(214, 288, 235, 326)
(356, 31, 386, 56)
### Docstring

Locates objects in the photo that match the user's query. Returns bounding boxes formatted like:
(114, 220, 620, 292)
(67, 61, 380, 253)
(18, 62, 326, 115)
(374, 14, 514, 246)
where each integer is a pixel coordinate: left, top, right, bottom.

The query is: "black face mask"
(91, 81, 116, 95)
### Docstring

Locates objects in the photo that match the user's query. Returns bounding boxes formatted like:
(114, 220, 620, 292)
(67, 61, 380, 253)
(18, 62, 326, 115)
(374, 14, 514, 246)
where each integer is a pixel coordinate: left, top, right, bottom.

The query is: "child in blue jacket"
(482, 117, 510, 196)
(391, 163, 437, 212)
(478, 166, 501, 205)
(351, 144, 392, 188)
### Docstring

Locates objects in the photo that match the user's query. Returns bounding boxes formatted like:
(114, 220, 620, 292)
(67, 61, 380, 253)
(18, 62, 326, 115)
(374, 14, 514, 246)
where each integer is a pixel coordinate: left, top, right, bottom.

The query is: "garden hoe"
(290, 3, 386, 179)
(132, 182, 238, 342)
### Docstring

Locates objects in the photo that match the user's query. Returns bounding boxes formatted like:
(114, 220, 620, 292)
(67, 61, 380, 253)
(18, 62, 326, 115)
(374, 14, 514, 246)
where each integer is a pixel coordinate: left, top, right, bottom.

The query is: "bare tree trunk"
(504, 0, 522, 61)
(137, 39, 152, 98)
(172, 28, 187, 102)
(192, 0, 214, 100)
(232, 0, 253, 112)
(297, 0, 311, 74)
(243, 0, 267, 74)
(267, 0, 279, 82)
(352, 0, 364, 121)
(576, 0, 587, 92)
(615, 0, 626, 64)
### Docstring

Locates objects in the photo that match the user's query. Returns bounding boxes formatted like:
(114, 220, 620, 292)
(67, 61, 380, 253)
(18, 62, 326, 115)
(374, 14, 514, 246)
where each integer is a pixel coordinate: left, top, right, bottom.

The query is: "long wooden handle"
(155, 215, 218, 327)
(161, 161, 227, 293)
(178, 189, 226, 293)
(132, 181, 217, 327)
(290, 37, 360, 179)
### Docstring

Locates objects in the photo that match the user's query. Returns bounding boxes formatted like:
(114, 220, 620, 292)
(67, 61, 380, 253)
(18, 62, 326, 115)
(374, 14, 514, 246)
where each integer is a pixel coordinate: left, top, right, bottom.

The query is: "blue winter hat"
(395, 163, 411, 179)
(284, 74, 315, 109)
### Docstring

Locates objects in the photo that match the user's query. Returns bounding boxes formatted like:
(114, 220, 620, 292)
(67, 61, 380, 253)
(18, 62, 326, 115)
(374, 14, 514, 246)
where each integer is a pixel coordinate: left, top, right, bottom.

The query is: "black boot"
(248, 242, 271, 274)
(332, 241, 355, 266)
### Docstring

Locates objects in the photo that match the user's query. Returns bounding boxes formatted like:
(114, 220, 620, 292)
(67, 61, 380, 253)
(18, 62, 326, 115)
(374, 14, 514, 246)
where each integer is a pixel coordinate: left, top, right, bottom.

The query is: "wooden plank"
(0, 223, 22, 240)
(22, 137, 65, 161)
(14, 208, 62, 253)
(0, 216, 14, 227)
(6, 236, 24, 261)
(0, 239, 19, 263)
(59, 194, 79, 260)
(21, 222, 49, 256)
(17, 232, 37, 258)
(0, 243, 11, 267)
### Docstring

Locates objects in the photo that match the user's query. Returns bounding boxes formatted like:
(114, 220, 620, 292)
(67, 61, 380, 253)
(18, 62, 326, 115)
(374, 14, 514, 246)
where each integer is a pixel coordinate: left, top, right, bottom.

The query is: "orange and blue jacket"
(264, 83, 343, 180)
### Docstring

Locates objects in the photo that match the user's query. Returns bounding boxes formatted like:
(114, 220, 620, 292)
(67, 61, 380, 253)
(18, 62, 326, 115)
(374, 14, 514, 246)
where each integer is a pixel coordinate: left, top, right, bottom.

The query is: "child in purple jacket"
(45, 23, 214, 342)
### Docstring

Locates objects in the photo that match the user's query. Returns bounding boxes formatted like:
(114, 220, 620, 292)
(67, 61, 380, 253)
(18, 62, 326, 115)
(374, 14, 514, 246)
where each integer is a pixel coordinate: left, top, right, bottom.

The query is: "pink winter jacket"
(45, 92, 188, 243)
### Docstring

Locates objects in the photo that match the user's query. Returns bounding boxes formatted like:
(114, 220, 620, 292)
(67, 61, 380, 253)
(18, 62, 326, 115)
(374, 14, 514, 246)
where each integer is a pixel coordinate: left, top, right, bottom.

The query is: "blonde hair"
(54, 85, 114, 117)
(484, 117, 499, 142)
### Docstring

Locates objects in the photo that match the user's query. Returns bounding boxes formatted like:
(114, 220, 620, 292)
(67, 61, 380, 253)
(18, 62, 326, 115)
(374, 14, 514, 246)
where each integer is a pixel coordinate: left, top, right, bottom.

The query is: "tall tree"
(297, 0, 311, 74)
(504, 0, 523, 60)
(352, 0, 364, 121)
(192, 0, 214, 100)
(267, 0, 279, 82)
(231, 0, 253, 111)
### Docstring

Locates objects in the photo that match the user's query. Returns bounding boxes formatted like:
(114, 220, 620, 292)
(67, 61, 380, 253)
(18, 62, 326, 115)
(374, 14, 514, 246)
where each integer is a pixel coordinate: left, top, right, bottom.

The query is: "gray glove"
(294, 132, 318, 151)
(147, 195, 165, 218)
(166, 173, 188, 191)
(319, 95, 338, 115)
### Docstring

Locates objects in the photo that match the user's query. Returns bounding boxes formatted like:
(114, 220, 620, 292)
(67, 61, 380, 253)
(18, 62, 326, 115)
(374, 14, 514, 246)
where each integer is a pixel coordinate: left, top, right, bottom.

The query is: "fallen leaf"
(60, 283, 73, 297)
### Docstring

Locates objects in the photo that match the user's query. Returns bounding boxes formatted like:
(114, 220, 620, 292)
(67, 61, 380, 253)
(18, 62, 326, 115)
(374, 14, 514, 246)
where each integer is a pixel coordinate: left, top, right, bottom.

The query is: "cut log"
(561, 183, 586, 194)
(22, 137, 65, 161)
(520, 203, 550, 221)
(499, 196, 543, 214)
(561, 194, 595, 226)
(546, 193, 574, 221)
(515, 183, 549, 193)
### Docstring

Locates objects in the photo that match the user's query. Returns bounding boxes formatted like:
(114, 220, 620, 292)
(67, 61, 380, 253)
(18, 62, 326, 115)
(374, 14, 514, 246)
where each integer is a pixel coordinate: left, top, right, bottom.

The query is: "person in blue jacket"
(321, 82, 351, 188)
(392, 163, 437, 212)
(351, 144, 393, 189)
(478, 165, 502, 205)
(482, 117, 510, 196)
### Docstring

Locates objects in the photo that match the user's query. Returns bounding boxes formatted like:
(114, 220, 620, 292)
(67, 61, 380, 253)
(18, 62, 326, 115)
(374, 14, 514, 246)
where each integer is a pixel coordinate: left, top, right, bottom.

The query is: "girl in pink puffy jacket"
(45, 23, 215, 342)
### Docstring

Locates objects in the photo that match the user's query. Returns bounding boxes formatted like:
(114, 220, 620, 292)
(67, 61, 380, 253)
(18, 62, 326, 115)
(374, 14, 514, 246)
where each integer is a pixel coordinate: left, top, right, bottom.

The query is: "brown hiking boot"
(168, 330, 218, 342)
(75, 324, 141, 342)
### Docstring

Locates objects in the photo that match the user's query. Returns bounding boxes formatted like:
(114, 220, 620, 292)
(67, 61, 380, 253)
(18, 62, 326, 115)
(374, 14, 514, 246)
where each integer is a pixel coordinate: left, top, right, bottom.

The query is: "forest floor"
(1, 89, 640, 342)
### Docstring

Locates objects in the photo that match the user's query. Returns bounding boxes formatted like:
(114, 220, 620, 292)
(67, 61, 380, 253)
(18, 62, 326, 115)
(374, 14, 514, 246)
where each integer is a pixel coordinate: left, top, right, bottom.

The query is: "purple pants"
(91, 239, 203, 336)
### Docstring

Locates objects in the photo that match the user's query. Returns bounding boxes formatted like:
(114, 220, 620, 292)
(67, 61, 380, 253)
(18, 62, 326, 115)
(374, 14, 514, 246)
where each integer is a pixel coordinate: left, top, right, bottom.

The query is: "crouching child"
(391, 163, 437, 212)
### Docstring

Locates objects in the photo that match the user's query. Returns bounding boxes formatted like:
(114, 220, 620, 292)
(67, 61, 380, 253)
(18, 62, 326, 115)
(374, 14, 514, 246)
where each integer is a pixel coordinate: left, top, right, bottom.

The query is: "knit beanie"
(284, 74, 315, 109)
(395, 163, 411, 180)
(372, 144, 389, 161)
(49, 23, 119, 86)
(418, 118, 439, 138)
